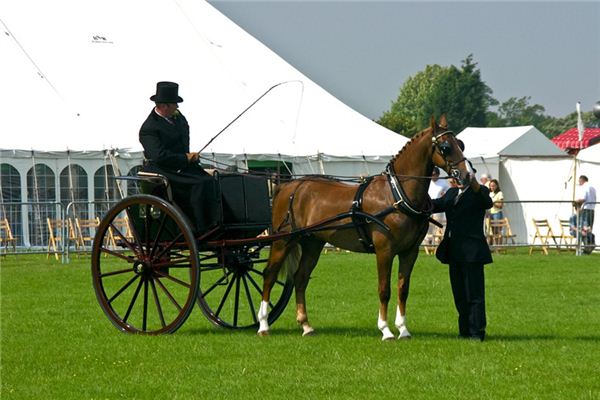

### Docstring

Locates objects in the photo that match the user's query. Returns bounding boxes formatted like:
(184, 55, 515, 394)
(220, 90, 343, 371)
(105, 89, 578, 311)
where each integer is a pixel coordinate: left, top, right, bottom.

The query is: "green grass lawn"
(1, 251, 599, 399)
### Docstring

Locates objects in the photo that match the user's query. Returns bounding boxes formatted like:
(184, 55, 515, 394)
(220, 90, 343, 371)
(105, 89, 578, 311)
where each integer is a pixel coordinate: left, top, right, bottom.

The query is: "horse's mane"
(388, 127, 432, 165)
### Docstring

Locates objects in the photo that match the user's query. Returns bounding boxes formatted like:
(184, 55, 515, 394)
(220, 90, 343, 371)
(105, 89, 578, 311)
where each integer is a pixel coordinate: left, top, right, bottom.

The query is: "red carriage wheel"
(91, 195, 199, 334)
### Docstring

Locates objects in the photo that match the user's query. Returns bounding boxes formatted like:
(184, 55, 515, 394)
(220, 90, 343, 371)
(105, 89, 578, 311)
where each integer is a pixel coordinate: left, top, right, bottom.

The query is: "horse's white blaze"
(378, 315, 395, 341)
(395, 305, 411, 338)
(257, 300, 270, 334)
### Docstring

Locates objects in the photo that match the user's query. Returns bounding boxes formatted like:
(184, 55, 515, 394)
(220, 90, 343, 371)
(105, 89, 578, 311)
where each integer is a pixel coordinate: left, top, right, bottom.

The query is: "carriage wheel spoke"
(108, 275, 139, 304)
(215, 274, 237, 318)
(100, 267, 134, 278)
(143, 207, 152, 255)
(244, 271, 275, 308)
(149, 214, 169, 259)
(154, 270, 192, 289)
(233, 275, 241, 327)
(201, 271, 231, 298)
(149, 278, 166, 328)
(125, 207, 145, 257)
(100, 247, 137, 262)
(123, 277, 145, 324)
(198, 264, 224, 272)
(108, 223, 137, 254)
(242, 274, 258, 324)
(154, 276, 182, 312)
(142, 278, 149, 331)
(249, 267, 286, 287)
(154, 232, 185, 261)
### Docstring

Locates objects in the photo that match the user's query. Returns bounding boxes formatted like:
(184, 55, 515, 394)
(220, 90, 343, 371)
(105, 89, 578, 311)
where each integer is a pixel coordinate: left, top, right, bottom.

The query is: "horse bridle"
(431, 130, 470, 183)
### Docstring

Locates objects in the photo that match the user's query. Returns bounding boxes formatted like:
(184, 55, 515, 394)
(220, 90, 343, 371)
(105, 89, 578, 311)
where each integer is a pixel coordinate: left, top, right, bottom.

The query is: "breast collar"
(385, 163, 432, 218)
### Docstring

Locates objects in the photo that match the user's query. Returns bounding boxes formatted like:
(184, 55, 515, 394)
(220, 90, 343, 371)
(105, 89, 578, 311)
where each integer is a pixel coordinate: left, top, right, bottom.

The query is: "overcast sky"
(209, 1, 600, 121)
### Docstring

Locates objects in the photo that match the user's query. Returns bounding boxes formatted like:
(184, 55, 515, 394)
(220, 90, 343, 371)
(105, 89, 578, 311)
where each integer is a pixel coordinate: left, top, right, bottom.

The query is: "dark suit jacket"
(432, 185, 493, 265)
(139, 108, 192, 172)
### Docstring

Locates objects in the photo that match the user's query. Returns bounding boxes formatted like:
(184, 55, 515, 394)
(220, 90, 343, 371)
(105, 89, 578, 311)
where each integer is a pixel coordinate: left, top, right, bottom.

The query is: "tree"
(378, 55, 495, 137)
(538, 111, 596, 138)
(487, 96, 547, 128)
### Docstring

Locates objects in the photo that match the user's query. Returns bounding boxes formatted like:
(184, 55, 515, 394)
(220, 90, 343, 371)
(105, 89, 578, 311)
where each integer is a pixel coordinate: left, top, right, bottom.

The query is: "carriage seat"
(136, 170, 271, 238)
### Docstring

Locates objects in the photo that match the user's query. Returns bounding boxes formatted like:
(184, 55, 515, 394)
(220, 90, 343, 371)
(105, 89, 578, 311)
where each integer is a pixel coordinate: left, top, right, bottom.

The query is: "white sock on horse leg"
(378, 316, 395, 341)
(395, 306, 411, 339)
(257, 300, 270, 335)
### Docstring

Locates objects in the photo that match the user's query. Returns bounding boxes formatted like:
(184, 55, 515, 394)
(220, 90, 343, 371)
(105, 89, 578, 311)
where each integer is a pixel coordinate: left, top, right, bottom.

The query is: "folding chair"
(423, 225, 444, 255)
(106, 216, 133, 248)
(529, 219, 558, 255)
(0, 218, 17, 255)
(47, 218, 77, 260)
(75, 217, 100, 251)
(489, 217, 516, 253)
(556, 219, 576, 252)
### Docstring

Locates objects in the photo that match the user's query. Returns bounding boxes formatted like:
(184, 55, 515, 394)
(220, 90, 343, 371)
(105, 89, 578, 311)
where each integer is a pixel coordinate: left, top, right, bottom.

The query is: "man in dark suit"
(139, 81, 215, 232)
(432, 172, 493, 341)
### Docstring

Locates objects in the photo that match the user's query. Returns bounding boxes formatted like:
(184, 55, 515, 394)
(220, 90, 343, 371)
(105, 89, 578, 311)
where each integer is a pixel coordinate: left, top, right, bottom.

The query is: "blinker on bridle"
(431, 130, 469, 182)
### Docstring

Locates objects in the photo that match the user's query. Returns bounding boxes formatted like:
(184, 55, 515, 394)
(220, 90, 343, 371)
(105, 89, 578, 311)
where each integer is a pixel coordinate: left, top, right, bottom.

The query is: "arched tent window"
(60, 164, 88, 219)
(0, 163, 23, 246)
(94, 165, 119, 217)
(27, 163, 56, 246)
(126, 165, 143, 196)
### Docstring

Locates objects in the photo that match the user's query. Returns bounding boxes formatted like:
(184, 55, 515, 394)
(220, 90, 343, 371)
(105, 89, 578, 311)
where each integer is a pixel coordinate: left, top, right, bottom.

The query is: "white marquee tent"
(1, 0, 409, 248)
(0, 0, 407, 165)
(575, 143, 600, 240)
(457, 126, 575, 243)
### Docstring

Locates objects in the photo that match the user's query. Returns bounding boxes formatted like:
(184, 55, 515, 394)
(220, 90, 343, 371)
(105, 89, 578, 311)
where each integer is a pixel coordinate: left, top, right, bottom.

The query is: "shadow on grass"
(180, 325, 600, 343)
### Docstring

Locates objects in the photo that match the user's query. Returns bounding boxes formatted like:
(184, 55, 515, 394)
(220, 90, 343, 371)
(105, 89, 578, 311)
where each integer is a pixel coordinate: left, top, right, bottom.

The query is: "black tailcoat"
(138, 109, 214, 231)
(432, 185, 493, 265)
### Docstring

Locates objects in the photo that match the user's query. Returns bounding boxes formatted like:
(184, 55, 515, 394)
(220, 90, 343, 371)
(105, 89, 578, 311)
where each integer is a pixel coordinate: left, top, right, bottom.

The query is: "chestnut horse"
(257, 116, 471, 340)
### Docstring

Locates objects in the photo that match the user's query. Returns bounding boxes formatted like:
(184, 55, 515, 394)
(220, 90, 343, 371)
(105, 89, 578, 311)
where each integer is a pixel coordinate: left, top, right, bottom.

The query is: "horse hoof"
(398, 335, 412, 340)
(382, 335, 396, 342)
(302, 329, 316, 337)
(257, 330, 270, 337)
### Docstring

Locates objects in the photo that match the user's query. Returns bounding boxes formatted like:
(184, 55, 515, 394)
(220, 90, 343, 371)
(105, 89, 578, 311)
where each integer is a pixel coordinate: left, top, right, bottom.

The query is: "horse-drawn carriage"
(92, 117, 471, 339)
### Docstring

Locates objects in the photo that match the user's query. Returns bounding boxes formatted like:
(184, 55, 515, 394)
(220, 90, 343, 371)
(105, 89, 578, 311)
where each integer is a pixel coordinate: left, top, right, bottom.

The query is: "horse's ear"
(430, 115, 436, 130)
(439, 114, 448, 129)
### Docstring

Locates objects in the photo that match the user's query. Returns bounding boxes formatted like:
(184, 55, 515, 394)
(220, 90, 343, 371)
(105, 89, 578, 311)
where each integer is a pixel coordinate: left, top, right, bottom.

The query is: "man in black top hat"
(139, 81, 215, 232)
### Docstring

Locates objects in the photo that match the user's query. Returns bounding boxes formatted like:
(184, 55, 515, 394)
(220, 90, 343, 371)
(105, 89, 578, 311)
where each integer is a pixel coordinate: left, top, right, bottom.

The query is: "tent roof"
(1, 0, 407, 157)
(577, 141, 600, 163)
(457, 126, 565, 158)
(551, 128, 600, 151)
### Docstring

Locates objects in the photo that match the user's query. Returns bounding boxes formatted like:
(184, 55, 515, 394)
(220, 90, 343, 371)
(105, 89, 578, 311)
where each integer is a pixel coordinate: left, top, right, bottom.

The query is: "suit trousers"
(449, 262, 486, 340)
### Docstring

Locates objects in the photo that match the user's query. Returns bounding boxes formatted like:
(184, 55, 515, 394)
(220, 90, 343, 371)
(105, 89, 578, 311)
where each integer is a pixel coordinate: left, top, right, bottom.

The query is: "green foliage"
(378, 55, 496, 137)
(2, 252, 599, 399)
(538, 111, 597, 138)
(486, 96, 597, 138)
(379, 54, 599, 139)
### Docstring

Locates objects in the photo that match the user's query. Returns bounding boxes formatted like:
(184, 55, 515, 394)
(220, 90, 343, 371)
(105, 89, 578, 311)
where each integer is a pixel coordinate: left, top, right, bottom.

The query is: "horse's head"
(430, 115, 471, 186)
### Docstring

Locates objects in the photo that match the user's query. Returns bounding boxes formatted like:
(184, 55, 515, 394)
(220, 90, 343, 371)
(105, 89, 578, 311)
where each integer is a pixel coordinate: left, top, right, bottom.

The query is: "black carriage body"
(214, 172, 271, 238)
(133, 172, 271, 241)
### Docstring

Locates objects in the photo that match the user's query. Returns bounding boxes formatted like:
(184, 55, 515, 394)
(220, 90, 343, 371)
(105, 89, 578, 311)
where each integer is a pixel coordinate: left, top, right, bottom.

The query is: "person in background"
(428, 167, 450, 199)
(574, 175, 596, 253)
(479, 174, 491, 188)
(575, 175, 596, 233)
(432, 167, 493, 341)
(488, 179, 504, 246)
(139, 81, 216, 232)
(488, 179, 504, 220)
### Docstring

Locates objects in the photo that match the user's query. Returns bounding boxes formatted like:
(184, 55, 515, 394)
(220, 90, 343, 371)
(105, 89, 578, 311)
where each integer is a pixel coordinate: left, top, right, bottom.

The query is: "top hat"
(150, 81, 183, 103)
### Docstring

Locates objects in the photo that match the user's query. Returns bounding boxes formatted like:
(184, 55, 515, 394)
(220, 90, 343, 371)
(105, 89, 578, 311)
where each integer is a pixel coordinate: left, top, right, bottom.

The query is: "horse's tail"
(279, 243, 302, 281)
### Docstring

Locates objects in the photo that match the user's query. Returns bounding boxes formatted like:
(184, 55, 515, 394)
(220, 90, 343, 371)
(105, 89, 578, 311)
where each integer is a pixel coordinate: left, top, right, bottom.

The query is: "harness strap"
(385, 164, 432, 217)
(350, 176, 377, 253)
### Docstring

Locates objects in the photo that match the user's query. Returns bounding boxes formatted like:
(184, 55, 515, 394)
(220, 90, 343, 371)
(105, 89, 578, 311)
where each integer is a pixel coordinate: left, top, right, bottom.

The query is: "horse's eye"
(438, 141, 452, 156)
